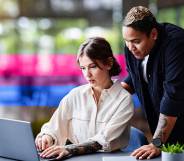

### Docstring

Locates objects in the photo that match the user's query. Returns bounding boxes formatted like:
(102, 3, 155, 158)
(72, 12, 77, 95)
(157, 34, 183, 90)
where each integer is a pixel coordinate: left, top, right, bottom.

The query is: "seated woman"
(35, 37, 134, 159)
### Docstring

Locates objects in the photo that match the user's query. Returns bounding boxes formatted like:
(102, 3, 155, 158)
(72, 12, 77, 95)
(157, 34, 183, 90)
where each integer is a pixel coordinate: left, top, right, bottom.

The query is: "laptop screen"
(0, 118, 39, 161)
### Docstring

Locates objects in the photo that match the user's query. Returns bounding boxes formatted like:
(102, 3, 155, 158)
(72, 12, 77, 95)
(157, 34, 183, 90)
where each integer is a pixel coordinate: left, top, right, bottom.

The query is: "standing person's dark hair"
(77, 37, 121, 76)
(123, 6, 158, 36)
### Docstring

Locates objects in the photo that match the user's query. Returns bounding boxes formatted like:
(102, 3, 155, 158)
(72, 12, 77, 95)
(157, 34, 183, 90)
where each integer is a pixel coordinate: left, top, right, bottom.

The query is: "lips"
(88, 80, 95, 83)
(132, 51, 140, 56)
(132, 52, 142, 59)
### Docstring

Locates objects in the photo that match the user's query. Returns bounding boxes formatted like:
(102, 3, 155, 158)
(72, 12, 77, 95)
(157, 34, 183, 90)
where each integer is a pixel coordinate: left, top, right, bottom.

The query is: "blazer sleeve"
(160, 39, 184, 116)
(123, 46, 135, 92)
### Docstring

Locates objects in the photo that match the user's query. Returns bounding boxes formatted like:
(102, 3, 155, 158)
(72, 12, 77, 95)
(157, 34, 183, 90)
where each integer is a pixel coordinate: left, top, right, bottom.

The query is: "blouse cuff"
(39, 131, 58, 146)
(88, 135, 111, 152)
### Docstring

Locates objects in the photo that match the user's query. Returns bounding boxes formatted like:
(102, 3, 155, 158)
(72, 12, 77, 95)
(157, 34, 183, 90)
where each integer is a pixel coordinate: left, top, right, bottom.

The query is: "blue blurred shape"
(0, 85, 139, 108)
(47, 85, 76, 107)
(121, 126, 148, 152)
(0, 85, 76, 107)
(0, 86, 22, 106)
(132, 94, 141, 109)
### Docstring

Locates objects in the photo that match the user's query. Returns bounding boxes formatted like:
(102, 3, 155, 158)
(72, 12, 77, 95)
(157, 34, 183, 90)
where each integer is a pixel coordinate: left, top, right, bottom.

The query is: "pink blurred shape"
(0, 54, 127, 77)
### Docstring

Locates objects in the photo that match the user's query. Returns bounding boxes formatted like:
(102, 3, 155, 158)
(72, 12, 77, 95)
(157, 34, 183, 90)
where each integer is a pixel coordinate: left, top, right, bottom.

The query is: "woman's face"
(79, 54, 111, 89)
(122, 26, 157, 59)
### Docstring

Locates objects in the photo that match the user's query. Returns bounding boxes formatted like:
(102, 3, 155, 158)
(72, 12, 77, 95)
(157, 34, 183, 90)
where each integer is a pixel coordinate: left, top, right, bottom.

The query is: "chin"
(90, 83, 98, 89)
(134, 55, 143, 59)
(89, 82, 95, 87)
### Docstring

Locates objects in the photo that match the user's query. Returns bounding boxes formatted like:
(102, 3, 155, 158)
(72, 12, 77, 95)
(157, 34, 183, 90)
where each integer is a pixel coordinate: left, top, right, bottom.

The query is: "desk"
(0, 151, 161, 161)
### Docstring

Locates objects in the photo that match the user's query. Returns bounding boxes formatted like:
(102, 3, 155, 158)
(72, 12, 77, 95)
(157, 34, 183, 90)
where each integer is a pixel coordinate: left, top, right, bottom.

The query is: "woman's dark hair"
(77, 37, 121, 76)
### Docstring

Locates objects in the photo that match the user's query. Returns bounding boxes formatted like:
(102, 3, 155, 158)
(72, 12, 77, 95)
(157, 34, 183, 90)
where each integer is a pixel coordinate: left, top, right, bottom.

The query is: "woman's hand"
(131, 143, 161, 159)
(35, 134, 54, 151)
(40, 145, 70, 159)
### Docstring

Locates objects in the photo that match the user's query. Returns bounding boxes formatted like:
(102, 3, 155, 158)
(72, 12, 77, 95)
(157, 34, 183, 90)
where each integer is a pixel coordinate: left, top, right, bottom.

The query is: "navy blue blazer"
(124, 23, 184, 144)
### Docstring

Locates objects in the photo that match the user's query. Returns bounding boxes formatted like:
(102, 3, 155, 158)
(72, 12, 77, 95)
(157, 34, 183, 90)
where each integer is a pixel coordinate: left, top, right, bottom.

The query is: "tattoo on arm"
(153, 113, 177, 143)
(64, 141, 102, 156)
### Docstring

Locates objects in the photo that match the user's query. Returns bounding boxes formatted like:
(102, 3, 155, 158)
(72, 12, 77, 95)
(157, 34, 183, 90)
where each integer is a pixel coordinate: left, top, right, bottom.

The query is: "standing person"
(122, 6, 184, 159)
(35, 37, 134, 160)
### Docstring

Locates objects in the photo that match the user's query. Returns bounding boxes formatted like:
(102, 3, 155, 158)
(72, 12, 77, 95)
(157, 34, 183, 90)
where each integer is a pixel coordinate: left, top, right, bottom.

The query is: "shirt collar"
(89, 79, 121, 98)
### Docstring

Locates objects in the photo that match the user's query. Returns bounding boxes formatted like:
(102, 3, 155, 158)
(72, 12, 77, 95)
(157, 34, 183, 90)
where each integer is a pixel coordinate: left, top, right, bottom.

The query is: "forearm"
(64, 140, 102, 156)
(153, 113, 177, 143)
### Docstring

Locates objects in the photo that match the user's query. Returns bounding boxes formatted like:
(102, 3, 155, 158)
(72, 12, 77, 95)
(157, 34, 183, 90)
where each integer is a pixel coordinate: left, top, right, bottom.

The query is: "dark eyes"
(90, 64, 97, 68)
(126, 40, 140, 44)
(133, 41, 140, 44)
(80, 67, 85, 70)
(80, 64, 97, 70)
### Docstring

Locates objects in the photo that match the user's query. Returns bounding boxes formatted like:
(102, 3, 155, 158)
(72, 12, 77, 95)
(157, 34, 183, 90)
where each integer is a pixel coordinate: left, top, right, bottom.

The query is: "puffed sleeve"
(38, 95, 72, 145)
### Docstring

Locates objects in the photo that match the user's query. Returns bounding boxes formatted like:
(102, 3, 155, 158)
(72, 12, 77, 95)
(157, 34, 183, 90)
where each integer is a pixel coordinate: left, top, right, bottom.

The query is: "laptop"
(0, 118, 58, 161)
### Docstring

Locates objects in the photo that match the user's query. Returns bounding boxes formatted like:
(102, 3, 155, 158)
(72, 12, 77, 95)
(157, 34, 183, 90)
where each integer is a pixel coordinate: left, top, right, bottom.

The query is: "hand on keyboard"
(38, 150, 72, 160)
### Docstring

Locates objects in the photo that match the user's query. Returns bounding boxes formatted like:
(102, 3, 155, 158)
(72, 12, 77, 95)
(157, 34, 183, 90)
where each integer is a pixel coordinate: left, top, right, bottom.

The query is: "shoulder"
(160, 23, 184, 42)
(59, 84, 90, 108)
(120, 85, 133, 101)
(158, 23, 184, 57)
(113, 81, 134, 111)
(111, 80, 132, 100)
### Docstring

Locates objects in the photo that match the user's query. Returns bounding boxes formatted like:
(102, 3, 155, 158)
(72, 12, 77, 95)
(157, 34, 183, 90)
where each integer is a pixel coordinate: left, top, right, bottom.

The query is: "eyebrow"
(124, 38, 140, 42)
(80, 62, 96, 67)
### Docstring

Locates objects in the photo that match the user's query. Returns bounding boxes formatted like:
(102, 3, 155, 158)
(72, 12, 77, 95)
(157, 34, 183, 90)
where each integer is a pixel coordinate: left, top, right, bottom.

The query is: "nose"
(127, 42, 136, 52)
(84, 68, 92, 78)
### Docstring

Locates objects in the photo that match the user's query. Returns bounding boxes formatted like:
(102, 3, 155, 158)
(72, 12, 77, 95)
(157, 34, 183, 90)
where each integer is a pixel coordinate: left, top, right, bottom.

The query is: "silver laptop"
(0, 118, 50, 161)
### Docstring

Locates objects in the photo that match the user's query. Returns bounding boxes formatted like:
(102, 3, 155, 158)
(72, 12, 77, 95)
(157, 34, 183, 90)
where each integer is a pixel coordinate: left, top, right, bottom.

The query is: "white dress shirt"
(141, 55, 149, 83)
(38, 80, 134, 151)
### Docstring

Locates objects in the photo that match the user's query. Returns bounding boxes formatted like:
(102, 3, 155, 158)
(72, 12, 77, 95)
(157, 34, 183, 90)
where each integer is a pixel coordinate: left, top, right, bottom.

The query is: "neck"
(92, 79, 113, 104)
(94, 79, 113, 92)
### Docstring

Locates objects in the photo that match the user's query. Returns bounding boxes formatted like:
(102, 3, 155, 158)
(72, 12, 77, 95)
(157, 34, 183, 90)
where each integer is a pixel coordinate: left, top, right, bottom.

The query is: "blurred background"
(0, 0, 184, 138)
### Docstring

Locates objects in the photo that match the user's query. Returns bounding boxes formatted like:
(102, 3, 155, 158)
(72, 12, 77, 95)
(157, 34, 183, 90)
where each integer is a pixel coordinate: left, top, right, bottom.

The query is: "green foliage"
(161, 143, 184, 154)
(0, 18, 122, 54)
(55, 19, 88, 31)
(157, 6, 184, 28)
(157, 7, 176, 24)
(55, 33, 85, 54)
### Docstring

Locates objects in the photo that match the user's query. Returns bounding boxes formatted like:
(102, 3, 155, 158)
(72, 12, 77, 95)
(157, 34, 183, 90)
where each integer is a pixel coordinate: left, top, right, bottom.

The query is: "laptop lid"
(0, 118, 39, 161)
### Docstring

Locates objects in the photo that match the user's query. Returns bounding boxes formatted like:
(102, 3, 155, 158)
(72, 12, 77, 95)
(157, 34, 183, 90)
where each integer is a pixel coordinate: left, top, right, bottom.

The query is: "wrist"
(64, 144, 77, 155)
(151, 138, 163, 148)
(42, 133, 55, 145)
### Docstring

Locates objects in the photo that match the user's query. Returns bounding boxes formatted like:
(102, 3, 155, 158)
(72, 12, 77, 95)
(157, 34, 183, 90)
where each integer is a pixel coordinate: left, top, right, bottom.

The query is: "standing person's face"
(122, 26, 157, 59)
(79, 54, 111, 89)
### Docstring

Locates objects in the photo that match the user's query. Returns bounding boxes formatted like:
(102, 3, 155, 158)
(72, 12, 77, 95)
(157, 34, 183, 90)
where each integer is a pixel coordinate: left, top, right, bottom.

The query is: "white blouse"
(39, 80, 134, 151)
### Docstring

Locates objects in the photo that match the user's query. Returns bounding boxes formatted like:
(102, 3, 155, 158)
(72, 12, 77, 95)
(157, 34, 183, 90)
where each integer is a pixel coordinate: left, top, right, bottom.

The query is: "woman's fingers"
(40, 145, 69, 159)
(35, 136, 43, 151)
